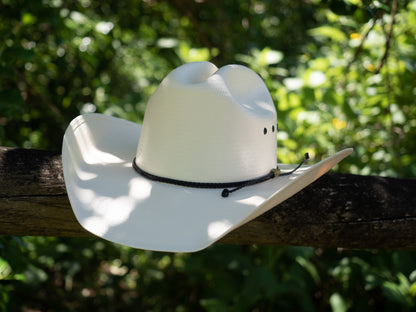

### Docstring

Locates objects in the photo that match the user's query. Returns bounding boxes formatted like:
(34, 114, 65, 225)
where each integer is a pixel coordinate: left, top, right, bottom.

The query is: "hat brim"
(62, 113, 352, 252)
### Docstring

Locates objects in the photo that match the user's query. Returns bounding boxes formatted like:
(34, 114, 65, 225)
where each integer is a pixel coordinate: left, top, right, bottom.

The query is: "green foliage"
(1, 0, 416, 310)
(2, 240, 416, 311)
(236, 0, 416, 177)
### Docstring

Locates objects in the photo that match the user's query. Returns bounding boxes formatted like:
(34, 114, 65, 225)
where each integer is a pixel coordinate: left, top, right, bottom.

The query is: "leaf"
(330, 293, 350, 312)
(21, 13, 37, 25)
(156, 37, 179, 49)
(259, 47, 284, 66)
(0, 258, 12, 279)
(308, 26, 347, 42)
(178, 42, 211, 62)
(382, 273, 412, 306)
(199, 298, 228, 312)
(372, 0, 391, 13)
(296, 256, 320, 283)
(409, 282, 416, 297)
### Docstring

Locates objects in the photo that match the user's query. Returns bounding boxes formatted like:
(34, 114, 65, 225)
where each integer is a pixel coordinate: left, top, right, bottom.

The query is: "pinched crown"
(135, 62, 277, 183)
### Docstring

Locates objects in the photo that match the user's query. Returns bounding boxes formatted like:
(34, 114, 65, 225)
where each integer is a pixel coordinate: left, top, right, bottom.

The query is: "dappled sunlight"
(236, 195, 266, 206)
(81, 192, 144, 237)
(83, 147, 125, 165)
(73, 186, 95, 207)
(207, 220, 233, 240)
(83, 216, 109, 237)
(128, 177, 153, 201)
(73, 185, 138, 236)
(72, 162, 98, 181)
(63, 114, 143, 238)
(69, 117, 125, 165)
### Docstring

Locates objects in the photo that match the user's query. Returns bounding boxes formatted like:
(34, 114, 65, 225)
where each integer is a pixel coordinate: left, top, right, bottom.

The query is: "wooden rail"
(1, 146, 416, 250)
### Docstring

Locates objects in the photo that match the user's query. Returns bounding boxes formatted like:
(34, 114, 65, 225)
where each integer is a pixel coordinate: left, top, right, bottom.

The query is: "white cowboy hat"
(62, 61, 352, 252)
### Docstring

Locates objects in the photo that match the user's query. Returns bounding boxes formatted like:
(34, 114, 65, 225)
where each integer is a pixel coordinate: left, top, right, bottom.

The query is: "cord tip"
(221, 189, 230, 198)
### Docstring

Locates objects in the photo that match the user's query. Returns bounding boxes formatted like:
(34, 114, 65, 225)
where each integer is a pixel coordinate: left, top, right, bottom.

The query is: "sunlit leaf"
(330, 293, 350, 312)
(308, 25, 348, 41)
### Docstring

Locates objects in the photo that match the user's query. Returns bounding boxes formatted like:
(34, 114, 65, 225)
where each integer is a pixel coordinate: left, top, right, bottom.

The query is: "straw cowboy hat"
(62, 61, 352, 252)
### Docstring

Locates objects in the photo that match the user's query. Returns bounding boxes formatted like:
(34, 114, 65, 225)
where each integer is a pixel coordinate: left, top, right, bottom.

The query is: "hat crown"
(135, 62, 277, 183)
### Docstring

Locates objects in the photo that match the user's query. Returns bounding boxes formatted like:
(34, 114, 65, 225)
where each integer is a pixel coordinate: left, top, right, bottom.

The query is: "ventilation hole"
(263, 127, 267, 135)
(276, 123, 279, 131)
(272, 125, 275, 132)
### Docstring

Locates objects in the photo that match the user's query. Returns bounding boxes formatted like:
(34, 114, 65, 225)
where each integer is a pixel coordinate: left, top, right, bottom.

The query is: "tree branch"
(1, 146, 416, 250)
(375, 0, 398, 74)
(344, 14, 378, 79)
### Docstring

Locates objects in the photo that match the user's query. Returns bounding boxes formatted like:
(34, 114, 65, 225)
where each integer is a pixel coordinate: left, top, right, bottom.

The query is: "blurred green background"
(1, 0, 416, 310)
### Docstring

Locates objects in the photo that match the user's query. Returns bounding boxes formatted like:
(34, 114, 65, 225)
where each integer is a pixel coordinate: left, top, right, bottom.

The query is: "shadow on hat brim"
(62, 113, 353, 252)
